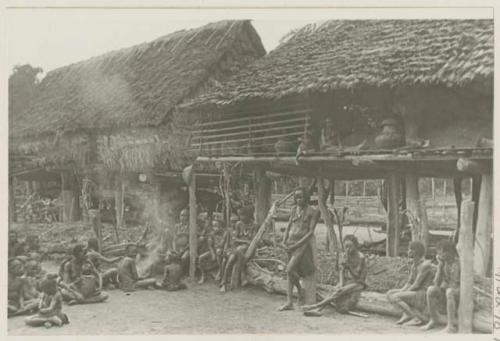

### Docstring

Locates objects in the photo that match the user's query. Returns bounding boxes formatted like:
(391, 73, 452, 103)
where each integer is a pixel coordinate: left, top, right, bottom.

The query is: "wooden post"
(317, 177, 338, 252)
(453, 177, 463, 244)
(404, 174, 420, 242)
(417, 199, 429, 248)
(89, 209, 103, 252)
(188, 174, 197, 280)
(9, 176, 17, 224)
(301, 237, 317, 305)
(152, 176, 162, 232)
(471, 175, 482, 238)
(114, 173, 125, 229)
(254, 168, 272, 226)
(362, 181, 366, 197)
(431, 178, 435, 201)
(386, 174, 401, 257)
(473, 173, 492, 276)
(60, 171, 80, 222)
(458, 200, 474, 333)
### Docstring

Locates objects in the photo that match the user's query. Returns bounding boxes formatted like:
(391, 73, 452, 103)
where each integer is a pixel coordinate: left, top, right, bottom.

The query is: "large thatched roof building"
(185, 19, 493, 172)
(10, 20, 266, 173)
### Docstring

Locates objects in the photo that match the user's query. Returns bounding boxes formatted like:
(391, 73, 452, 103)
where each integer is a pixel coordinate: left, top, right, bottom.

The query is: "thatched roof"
(186, 19, 493, 109)
(11, 20, 266, 138)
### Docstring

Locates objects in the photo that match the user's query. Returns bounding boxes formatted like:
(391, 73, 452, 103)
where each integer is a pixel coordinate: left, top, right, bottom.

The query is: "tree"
(9, 64, 43, 118)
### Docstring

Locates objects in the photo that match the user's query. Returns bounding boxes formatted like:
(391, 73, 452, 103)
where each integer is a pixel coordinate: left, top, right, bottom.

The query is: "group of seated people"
(8, 201, 462, 333)
(158, 205, 260, 292)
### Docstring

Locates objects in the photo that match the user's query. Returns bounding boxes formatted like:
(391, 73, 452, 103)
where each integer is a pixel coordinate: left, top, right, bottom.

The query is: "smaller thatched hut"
(9, 20, 266, 228)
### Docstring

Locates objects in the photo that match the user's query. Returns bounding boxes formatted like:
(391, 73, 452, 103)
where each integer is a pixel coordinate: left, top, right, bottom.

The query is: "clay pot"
(374, 118, 405, 149)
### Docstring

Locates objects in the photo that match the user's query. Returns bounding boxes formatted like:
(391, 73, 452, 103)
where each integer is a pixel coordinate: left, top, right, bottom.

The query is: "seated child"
(25, 274, 69, 328)
(66, 262, 109, 305)
(158, 252, 187, 291)
(86, 238, 120, 288)
(117, 244, 157, 292)
(8, 258, 26, 317)
(302, 235, 367, 316)
(15, 259, 44, 316)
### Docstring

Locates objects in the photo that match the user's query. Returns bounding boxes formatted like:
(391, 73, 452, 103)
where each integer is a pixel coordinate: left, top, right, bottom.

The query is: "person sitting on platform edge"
(387, 241, 434, 326)
(302, 234, 367, 316)
(422, 240, 461, 333)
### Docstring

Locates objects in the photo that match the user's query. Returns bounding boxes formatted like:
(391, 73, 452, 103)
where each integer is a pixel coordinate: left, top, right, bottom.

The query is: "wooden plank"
(191, 131, 305, 147)
(386, 173, 401, 257)
(195, 123, 307, 141)
(458, 200, 475, 333)
(192, 117, 308, 134)
(189, 174, 198, 280)
(195, 109, 310, 128)
(474, 173, 492, 276)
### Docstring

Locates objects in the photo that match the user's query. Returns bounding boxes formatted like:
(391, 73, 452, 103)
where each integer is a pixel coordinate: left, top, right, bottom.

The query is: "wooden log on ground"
(458, 200, 475, 333)
(474, 173, 492, 276)
(245, 262, 491, 333)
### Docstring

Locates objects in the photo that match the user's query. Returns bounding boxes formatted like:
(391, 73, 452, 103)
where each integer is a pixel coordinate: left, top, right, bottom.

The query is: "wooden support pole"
(418, 199, 429, 248)
(386, 173, 401, 257)
(453, 177, 463, 244)
(188, 174, 197, 280)
(458, 200, 474, 333)
(9, 176, 16, 224)
(471, 175, 482, 238)
(474, 173, 492, 276)
(317, 177, 338, 252)
(114, 174, 125, 229)
(89, 209, 103, 253)
(254, 168, 272, 226)
(431, 177, 435, 200)
(60, 171, 80, 222)
(405, 174, 420, 242)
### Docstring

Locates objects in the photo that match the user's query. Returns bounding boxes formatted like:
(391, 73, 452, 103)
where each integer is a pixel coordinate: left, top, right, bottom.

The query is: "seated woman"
(158, 252, 187, 291)
(117, 244, 157, 292)
(64, 262, 109, 305)
(302, 235, 367, 316)
(25, 274, 69, 328)
(219, 206, 257, 292)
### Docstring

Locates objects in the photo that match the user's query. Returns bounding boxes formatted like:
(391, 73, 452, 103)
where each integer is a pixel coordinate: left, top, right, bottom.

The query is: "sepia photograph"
(4, 3, 495, 337)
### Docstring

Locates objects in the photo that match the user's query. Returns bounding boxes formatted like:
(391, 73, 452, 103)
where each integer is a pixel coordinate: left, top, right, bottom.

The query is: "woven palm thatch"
(186, 19, 493, 109)
(11, 20, 266, 139)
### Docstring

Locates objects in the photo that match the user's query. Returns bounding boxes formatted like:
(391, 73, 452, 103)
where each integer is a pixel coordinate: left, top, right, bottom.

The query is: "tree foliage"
(9, 64, 43, 118)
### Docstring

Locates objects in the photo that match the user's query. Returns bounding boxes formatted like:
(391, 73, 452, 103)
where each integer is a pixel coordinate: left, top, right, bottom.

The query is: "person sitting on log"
(8, 258, 27, 317)
(198, 219, 229, 284)
(302, 234, 366, 316)
(219, 206, 257, 293)
(25, 274, 69, 328)
(422, 240, 461, 333)
(173, 209, 190, 275)
(158, 252, 187, 291)
(387, 241, 434, 325)
(278, 188, 320, 311)
(117, 244, 157, 292)
(86, 238, 120, 288)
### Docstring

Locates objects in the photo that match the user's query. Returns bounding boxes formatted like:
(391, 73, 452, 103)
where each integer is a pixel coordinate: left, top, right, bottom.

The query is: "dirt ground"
(9, 279, 429, 335)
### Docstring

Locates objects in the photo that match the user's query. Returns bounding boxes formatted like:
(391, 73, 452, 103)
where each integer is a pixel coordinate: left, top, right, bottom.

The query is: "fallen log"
(246, 262, 492, 333)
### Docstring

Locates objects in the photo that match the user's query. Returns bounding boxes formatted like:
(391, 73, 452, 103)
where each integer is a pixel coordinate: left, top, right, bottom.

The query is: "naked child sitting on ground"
(117, 244, 157, 292)
(387, 241, 434, 326)
(278, 187, 320, 311)
(302, 234, 367, 316)
(158, 252, 187, 291)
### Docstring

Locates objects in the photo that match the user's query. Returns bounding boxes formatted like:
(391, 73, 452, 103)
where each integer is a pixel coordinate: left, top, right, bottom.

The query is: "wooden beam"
(405, 174, 420, 242)
(474, 173, 492, 276)
(458, 200, 475, 333)
(188, 174, 197, 280)
(386, 173, 401, 257)
(457, 158, 489, 174)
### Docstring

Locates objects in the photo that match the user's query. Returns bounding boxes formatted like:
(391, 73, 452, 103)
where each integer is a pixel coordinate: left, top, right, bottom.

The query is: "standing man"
(278, 187, 320, 311)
